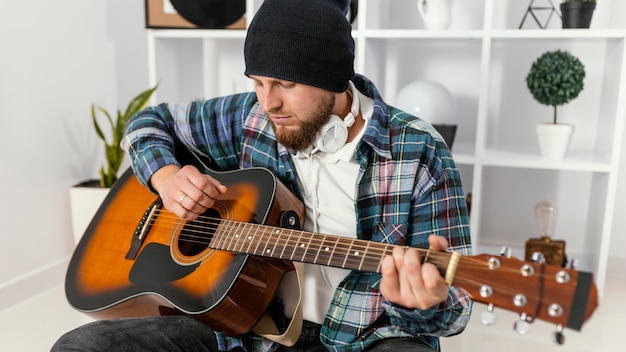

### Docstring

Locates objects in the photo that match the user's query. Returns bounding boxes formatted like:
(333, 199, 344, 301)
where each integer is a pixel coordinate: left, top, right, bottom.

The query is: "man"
(52, 0, 472, 351)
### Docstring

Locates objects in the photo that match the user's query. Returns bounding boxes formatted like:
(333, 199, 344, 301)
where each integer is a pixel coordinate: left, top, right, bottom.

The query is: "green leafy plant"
(526, 50, 585, 124)
(91, 85, 158, 187)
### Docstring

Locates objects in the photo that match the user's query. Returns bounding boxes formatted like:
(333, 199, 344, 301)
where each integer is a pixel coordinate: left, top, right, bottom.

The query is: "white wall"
(0, 0, 624, 311)
(0, 0, 148, 309)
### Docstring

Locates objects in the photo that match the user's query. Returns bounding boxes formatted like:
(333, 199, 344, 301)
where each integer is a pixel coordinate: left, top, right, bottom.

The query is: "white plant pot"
(536, 123, 575, 159)
(69, 185, 110, 245)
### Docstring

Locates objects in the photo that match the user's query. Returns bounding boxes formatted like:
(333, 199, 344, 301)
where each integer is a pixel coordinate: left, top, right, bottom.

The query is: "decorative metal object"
(519, 0, 561, 29)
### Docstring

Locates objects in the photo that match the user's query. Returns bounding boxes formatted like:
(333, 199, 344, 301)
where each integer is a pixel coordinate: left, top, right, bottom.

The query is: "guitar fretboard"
(209, 219, 453, 275)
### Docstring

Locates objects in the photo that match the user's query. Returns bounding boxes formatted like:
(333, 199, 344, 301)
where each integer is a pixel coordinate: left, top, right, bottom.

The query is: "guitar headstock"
(454, 252, 598, 344)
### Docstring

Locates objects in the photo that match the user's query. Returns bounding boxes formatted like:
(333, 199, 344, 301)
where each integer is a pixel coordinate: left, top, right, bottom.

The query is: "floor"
(1, 276, 624, 351)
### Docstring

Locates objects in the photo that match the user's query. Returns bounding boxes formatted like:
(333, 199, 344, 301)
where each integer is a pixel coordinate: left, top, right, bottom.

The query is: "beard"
(269, 93, 335, 152)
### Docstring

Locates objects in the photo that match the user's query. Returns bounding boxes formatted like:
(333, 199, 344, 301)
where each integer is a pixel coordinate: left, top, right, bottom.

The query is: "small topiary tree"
(526, 50, 585, 124)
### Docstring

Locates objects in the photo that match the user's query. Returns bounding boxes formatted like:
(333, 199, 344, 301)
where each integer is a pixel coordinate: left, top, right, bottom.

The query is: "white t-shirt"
(277, 86, 373, 324)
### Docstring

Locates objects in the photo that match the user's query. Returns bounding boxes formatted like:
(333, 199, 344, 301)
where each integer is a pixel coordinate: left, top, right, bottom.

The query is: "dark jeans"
(51, 316, 437, 352)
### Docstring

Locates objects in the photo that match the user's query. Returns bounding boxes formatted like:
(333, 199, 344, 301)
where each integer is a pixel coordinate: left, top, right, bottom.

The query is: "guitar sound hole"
(177, 208, 220, 257)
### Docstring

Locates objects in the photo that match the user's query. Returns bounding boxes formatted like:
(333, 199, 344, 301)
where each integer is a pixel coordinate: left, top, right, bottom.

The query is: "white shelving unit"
(145, 0, 626, 295)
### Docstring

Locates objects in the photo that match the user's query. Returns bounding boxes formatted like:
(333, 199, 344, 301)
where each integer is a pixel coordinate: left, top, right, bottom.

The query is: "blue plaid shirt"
(123, 74, 473, 352)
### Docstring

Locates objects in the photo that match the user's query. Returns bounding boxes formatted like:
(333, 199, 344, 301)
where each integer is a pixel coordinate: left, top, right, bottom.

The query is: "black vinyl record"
(168, 0, 245, 28)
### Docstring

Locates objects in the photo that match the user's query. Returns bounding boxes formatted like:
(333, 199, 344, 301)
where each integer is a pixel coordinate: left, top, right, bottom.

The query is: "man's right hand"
(150, 164, 227, 220)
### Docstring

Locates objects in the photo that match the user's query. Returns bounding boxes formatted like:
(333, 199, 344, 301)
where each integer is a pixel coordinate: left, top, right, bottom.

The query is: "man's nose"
(259, 86, 281, 113)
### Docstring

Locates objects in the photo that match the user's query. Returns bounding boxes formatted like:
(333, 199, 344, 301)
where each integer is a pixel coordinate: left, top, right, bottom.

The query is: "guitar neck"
(209, 218, 454, 275)
(207, 217, 597, 332)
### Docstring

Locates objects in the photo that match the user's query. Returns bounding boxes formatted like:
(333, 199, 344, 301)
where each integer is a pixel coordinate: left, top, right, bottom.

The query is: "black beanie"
(244, 0, 355, 93)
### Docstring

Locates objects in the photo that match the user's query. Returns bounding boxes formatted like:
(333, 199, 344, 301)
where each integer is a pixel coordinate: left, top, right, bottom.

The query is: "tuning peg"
(499, 246, 512, 258)
(553, 324, 565, 345)
(481, 303, 497, 325)
(530, 251, 545, 264)
(514, 313, 531, 335)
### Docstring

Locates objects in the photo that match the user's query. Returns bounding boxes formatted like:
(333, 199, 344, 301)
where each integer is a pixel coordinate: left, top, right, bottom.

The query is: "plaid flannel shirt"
(123, 74, 473, 352)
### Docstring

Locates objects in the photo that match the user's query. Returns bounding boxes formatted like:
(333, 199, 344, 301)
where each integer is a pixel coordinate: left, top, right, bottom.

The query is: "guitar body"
(65, 167, 304, 335)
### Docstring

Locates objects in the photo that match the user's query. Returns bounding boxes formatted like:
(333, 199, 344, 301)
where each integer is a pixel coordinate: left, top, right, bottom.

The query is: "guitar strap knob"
(280, 211, 301, 230)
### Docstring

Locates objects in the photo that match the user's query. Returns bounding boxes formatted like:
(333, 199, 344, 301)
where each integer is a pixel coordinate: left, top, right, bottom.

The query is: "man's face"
(250, 75, 335, 152)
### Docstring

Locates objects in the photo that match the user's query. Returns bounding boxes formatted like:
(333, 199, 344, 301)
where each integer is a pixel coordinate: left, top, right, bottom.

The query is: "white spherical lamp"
(395, 80, 458, 147)
(395, 80, 456, 124)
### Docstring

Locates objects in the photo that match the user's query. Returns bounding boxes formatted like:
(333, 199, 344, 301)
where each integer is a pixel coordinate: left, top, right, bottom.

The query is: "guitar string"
(149, 209, 443, 265)
(144, 209, 569, 282)
(129, 208, 577, 314)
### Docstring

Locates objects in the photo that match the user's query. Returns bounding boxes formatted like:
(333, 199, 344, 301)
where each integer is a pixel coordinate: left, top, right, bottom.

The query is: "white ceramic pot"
(417, 0, 452, 30)
(69, 185, 110, 245)
(536, 123, 575, 159)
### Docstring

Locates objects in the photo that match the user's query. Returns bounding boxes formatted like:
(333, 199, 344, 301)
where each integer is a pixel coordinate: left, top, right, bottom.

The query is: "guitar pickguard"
(129, 243, 198, 284)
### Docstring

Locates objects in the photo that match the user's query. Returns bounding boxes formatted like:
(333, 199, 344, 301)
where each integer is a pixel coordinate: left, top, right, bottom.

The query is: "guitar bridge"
(125, 198, 163, 260)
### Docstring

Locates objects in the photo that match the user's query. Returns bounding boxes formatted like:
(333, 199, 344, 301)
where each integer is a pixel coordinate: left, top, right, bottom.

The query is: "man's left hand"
(380, 235, 449, 310)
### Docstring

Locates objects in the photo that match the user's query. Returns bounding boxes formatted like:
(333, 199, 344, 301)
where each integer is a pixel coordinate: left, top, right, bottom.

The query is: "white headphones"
(314, 81, 360, 154)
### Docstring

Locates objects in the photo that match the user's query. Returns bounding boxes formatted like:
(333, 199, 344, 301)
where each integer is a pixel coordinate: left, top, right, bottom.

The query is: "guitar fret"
(340, 238, 356, 268)
(358, 243, 387, 273)
(326, 238, 344, 268)
(230, 221, 248, 252)
(301, 232, 314, 262)
(222, 220, 236, 251)
(375, 245, 391, 272)
(263, 227, 280, 257)
(224, 220, 239, 250)
(343, 240, 367, 269)
(289, 231, 303, 261)
(250, 222, 264, 256)
(268, 227, 287, 258)
(215, 220, 227, 250)
(312, 234, 333, 265)
(274, 228, 288, 258)
(281, 231, 302, 258)
(209, 220, 222, 249)
(357, 241, 372, 271)
(239, 222, 253, 254)
(326, 236, 340, 267)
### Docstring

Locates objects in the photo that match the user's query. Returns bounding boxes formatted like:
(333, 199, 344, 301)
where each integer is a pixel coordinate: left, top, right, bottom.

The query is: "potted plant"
(526, 50, 585, 158)
(70, 85, 157, 244)
(560, 0, 596, 28)
(91, 85, 158, 188)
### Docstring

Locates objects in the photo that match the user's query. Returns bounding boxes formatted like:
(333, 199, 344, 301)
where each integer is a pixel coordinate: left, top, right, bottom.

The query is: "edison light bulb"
(535, 200, 556, 238)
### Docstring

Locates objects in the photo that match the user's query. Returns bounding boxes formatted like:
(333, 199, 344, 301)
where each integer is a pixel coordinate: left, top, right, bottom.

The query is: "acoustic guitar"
(65, 167, 597, 341)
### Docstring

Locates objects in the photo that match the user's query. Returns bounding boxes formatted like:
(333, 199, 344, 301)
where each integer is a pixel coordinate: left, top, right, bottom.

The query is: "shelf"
(490, 29, 626, 39)
(150, 29, 246, 39)
(480, 146, 613, 172)
(146, 0, 626, 296)
(147, 28, 626, 40)
(361, 29, 484, 39)
(450, 143, 476, 165)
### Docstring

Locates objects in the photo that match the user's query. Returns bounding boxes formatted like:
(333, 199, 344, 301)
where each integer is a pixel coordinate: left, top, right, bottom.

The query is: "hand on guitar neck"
(381, 235, 450, 310)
